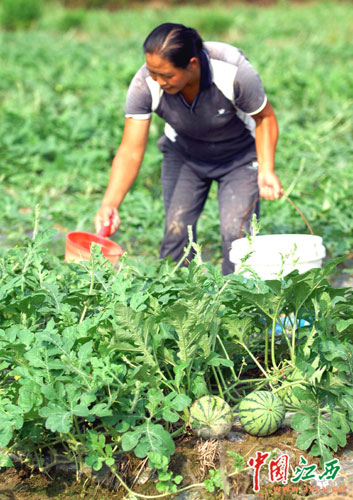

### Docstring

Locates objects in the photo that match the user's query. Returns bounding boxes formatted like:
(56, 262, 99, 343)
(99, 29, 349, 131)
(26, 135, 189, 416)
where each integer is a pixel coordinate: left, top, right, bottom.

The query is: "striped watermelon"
(278, 370, 313, 410)
(279, 385, 303, 410)
(238, 391, 285, 437)
(190, 396, 233, 439)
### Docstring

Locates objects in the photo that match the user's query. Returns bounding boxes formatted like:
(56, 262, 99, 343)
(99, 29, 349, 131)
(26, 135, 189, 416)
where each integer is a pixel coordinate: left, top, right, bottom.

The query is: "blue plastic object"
(270, 315, 311, 334)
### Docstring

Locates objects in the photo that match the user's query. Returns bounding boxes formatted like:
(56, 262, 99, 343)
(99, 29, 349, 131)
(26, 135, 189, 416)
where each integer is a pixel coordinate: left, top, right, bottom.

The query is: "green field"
(1, 1, 352, 262)
(1, 2, 353, 498)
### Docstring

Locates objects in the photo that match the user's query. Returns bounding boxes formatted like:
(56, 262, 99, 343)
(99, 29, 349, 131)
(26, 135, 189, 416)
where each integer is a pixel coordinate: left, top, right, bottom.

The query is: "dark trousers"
(159, 138, 259, 275)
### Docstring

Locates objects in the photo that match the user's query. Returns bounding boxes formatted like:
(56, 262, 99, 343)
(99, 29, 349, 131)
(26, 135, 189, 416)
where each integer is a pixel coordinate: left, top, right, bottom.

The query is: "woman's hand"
(258, 171, 284, 200)
(94, 205, 120, 236)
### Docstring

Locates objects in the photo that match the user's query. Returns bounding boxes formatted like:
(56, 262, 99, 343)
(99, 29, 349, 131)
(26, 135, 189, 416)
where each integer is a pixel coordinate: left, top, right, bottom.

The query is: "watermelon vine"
(0, 218, 353, 496)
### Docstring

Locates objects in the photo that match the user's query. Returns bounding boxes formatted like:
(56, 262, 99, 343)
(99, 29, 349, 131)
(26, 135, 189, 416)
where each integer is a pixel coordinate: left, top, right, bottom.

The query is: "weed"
(57, 10, 86, 32)
(1, 0, 42, 30)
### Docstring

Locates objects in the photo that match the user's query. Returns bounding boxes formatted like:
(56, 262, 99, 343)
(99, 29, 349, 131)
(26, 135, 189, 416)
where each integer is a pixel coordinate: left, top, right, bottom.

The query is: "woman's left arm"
(252, 101, 283, 200)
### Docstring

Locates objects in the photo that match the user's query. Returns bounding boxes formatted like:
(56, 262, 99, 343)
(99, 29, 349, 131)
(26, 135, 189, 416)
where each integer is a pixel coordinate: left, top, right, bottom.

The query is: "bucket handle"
(238, 192, 314, 239)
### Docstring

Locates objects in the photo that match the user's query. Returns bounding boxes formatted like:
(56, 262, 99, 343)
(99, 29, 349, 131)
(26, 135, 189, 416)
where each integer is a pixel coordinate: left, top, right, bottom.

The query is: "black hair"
(143, 23, 203, 69)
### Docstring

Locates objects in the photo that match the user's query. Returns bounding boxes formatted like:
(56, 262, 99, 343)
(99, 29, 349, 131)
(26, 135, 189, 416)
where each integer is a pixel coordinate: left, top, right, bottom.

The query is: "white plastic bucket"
(229, 234, 326, 280)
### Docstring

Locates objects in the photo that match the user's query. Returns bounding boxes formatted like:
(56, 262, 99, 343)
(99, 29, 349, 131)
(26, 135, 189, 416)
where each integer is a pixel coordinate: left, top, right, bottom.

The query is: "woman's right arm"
(94, 117, 151, 234)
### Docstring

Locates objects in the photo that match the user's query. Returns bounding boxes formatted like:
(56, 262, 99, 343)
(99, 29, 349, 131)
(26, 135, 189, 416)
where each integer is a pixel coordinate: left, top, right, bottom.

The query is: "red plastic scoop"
(65, 221, 123, 265)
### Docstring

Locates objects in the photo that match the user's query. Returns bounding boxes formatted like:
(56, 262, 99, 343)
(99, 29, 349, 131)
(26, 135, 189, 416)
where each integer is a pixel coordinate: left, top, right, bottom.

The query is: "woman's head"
(143, 23, 203, 93)
(143, 23, 203, 69)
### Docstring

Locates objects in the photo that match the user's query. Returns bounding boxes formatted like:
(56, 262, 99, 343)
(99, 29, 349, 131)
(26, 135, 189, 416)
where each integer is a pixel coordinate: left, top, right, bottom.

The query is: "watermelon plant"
(0, 215, 353, 494)
(0, 217, 241, 495)
(222, 256, 353, 465)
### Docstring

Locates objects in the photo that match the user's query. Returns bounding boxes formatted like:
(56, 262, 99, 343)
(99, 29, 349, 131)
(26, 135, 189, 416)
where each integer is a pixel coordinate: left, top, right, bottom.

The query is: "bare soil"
(2, 421, 352, 500)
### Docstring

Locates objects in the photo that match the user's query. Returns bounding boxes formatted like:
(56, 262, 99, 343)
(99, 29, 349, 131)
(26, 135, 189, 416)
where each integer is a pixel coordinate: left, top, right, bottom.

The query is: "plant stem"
(172, 226, 193, 274)
(211, 366, 224, 398)
(236, 341, 273, 391)
(216, 366, 230, 401)
(271, 303, 283, 371)
(216, 334, 239, 385)
(80, 257, 95, 323)
(223, 377, 268, 394)
(264, 326, 269, 372)
(73, 416, 84, 442)
(110, 465, 204, 499)
(272, 380, 306, 394)
(171, 423, 186, 438)
(291, 312, 298, 364)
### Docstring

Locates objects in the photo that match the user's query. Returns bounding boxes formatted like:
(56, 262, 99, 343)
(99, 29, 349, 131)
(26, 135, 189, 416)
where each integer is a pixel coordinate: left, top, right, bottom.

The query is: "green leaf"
(162, 408, 179, 423)
(17, 329, 35, 347)
(130, 363, 159, 386)
(206, 353, 234, 367)
(152, 392, 191, 422)
(85, 452, 99, 467)
(114, 419, 130, 433)
(0, 454, 14, 467)
(133, 422, 175, 459)
(169, 394, 191, 411)
(310, 443, 333, 465)
(158, 471, 173, 481)
(291, 413, 312, 431)
(223, 316, 254, 343)
(18, 384, 43, 412)
(165, 295, 216, 363)
(146, 388, 164, 416)
(321, 341, 347, 361)
(71, 404, 90, 417)
(324, 419, 347, 447)
(148, 452, 169, 470)
(173, 362, 189, 389)
(86, 430, 106, 452)
(121, 431, 141, 451)
(191, 376, 208, 398)
(296, 429, 317, 450)
(89, 403, 113, 418)
(78, 341, 93, 361)
(292, 387, 314, 401)
(85, 453, 104, 471)
(340, 395, 353, 418)
(336, 319, 353, 332)
(0, 422, 13, 448)
(130, 292, 148, 311)
(41, 384, 57, 400)
(239, 290, 283, 320)
(0, 405, 24, 447)
(203, 479, 215, 493)
(39, 404, 73, 433)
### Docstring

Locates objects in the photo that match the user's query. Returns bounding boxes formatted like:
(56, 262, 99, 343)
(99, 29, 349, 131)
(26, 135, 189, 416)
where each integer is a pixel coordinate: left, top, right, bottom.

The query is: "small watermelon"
(238, 391, 285, 437)
(279, 385, 303, 410)
(278, 370, 314, 410)
(190, 396, 233, 439)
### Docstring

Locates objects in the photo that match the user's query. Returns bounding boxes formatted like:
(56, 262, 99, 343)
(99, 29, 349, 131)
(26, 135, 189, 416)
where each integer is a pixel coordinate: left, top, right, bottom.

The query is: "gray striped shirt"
(125, 41, 267, 162)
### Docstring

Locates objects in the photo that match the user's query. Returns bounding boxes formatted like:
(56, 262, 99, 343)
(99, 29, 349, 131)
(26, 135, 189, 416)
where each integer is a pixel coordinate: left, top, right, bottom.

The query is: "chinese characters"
(248, 452, 341, 493)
